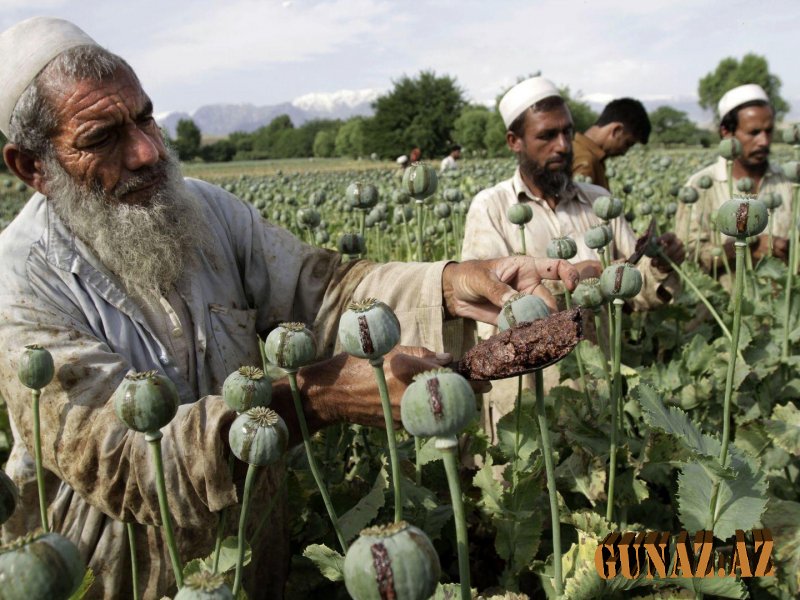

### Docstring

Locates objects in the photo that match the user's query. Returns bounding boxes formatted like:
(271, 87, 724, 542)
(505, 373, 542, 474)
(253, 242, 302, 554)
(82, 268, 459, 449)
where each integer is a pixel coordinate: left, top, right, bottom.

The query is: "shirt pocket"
(207, 303, 261, 375)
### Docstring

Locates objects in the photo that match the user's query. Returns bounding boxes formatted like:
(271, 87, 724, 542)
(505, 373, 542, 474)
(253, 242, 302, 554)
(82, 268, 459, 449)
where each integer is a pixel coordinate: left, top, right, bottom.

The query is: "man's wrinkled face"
(510, 105, 575, 199)
(47, 67, 169, 205)
(728, 105, 774, 169)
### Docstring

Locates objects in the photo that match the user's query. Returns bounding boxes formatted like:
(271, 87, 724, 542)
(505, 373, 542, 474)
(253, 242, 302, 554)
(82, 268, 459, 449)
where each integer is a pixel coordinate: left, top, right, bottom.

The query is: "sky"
(2, 0, 800, 119)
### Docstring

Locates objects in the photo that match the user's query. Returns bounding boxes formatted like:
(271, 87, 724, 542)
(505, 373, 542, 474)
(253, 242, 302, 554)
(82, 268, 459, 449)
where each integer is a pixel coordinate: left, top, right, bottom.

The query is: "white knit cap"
(499, 76, 561, 129)
(0, 17, 98, 137)
(717, 84, 769, 119)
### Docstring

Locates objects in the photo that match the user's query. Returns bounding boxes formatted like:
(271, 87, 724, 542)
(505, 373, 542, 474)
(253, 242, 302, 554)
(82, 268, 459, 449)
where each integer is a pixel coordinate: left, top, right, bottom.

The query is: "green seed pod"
(761, 191, 783, 210)
(344, 521, 441, 600)
(697, 175, 713, 190)
(0, 532, 86, 600)
(264, 323, 317, 370)
(392, 189, 411, 206)
(338, 298, 401, 360)
(228, 407, 288, 467)
(572, 277, 606, 309)
(497, 292, 550, 331)
(716, 198, 769, 239)
(296, 207, 321, 229)
(736, 177, 754, 193)
(346, 182, 379, 210)
(782, 161, 800, 183)
(443, 188, 463, 203)
(782, 123, 800, 145)
(664, 202, 678, 217)
(718, 137, 742, 160)
(113, 370, 180, 433)
(338, 232, 366, 256)
(638, 202, 653, 216)
(400, 368, 476, 438)
(622, 183, 633, 194)
(506, 203, 533, 225)
(593, 196, 623, 220)
(434, 202, 451, 219)
(0, 470, 18, 526)
(678, 187, 699, 205)
(17, 344, 54, 390)
(309, 190, 326, 207)
(222, 366, 272, 413)
(600, 264, 643, 300)
(711, 247, 723, 258)
(175, 571, 234, 600)
(402, 163, 438, 200)
(315, 230, 330, 245)
(546, 236, 578, 260)
(584, 224, 613, 249)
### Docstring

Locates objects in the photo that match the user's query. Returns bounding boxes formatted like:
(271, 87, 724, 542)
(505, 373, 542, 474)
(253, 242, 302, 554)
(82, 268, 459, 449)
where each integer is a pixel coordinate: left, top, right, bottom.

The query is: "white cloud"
(292, 88, 382, 112)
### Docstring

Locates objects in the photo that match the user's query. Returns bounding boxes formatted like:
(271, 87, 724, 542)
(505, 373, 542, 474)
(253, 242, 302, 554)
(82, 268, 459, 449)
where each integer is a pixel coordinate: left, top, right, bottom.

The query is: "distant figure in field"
(409, 146, 422, 163)
(440, 144, 462, 172)
(572, 98, 651, 190)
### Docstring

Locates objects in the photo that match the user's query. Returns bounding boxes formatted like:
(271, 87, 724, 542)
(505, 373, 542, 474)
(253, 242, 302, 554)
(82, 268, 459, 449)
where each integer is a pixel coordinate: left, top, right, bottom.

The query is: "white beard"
(44, 148, 214, 297)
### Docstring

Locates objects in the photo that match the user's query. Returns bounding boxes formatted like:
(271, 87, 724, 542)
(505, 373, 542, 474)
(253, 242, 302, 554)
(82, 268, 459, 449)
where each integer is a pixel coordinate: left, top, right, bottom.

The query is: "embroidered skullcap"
(0, 17, 98, 136)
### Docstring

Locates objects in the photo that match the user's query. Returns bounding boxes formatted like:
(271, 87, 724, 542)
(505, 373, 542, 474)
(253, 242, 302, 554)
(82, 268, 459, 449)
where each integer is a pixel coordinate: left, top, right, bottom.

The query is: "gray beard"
(519, 151, 576, 201)
(43, 149, 214, 297)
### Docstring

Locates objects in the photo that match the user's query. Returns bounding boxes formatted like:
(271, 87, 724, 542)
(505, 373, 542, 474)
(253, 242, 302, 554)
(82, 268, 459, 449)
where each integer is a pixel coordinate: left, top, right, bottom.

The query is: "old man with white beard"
(0, 17, 580, 599)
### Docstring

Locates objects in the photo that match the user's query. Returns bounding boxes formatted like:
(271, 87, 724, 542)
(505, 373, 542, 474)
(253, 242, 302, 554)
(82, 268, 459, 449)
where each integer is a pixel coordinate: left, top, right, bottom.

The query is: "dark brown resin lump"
(458, 308, 583, 381)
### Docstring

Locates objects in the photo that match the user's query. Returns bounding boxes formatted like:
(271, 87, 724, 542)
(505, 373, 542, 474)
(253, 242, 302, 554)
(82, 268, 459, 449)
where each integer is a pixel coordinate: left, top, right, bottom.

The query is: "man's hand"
(650, 232, 685, 273)
(286, 346, 489, 437)
(572, 260, 602, 280)
(441, 256, 579, 323)
(752, 234, 788, 261)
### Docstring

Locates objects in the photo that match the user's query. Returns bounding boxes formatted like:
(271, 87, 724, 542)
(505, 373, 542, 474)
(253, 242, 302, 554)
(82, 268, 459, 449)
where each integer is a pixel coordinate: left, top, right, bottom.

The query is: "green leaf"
(182, 558, 205, 578)
(676, 448, 768, 540)
(764, 401, 800, 455)
(199, 536, 251, 575)
(473, 454, 504, 515)
(555, 450, 606, 506)
(683, 334, 716, 375)
(431, 582, 470, 599)
(762, 499, 800, 595)
(495, 509, 542, 582)
(339, 466, 387, 542)
(496, 407, 539, 465)
(576, 342, 609, 380)
(302, 543, 344, 582)
(667, 575, 748, 598)
(68, 567, 95, 600)
(416, 436, 443, 466)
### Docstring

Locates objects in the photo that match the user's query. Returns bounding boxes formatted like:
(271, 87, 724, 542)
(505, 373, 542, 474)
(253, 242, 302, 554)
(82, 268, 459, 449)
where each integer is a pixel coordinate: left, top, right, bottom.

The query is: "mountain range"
(155, 89, 800, 139)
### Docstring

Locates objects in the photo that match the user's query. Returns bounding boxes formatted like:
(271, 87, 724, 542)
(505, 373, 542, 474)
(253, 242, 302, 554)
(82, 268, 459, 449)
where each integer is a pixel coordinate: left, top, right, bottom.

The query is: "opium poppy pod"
(678, 187, 699, 204)
(434, 202, 451, 219)
(719, 137, 742, 160)
(17, 344, 54, 390)
(600, 264, 643, 300)
(113, 370, 180, 433)
(584, 224, 613, 249)
(0, 470, 18, 526)
(782, 161, 800, 184)
(400, 368, 476, 438)
(762, 191, 783, 210)
(664, 202, 678, 217)
(402, 162, 438, 200)
(0, 532, 86, 600)
(222, 366, 272, 413)
(506, 203, 533, 225)
(638, 202, 653, 216)
(296, 207, 321, 229)
(338, 298, 401, 360)
(264, 322, 317, 371)
(572, 277, 606, 309)
(716, 198, 769, 239)
(593, 196, 623, 220)
(497, 292, 550, 331)
(697, 175, 713, 190)
(546, 236, 578, 260)
(783, 123, 800, 145)
(175, 572, 233, 599)
(736, 177, 754, 193)
(346, 182, 379, 210)
(228, 407, 288, 467)
(337, 232, 366, 255)
(344, 521, 441, 600)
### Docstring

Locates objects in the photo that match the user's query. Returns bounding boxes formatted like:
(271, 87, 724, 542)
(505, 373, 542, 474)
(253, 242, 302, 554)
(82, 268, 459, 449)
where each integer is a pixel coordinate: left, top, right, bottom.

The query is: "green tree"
(334, 117, 366, 158)
(453, 106, 491, 155)
(199, 139, 236, 162)
(698, 54, 789, 121)
(483, 111, 508, 157)
(561, 86, 598, 134)
(364, 70, 466, 159)
(313, 129, 337, 158)
(174, 118, 201, 160)
(649, 106, 702, 145)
